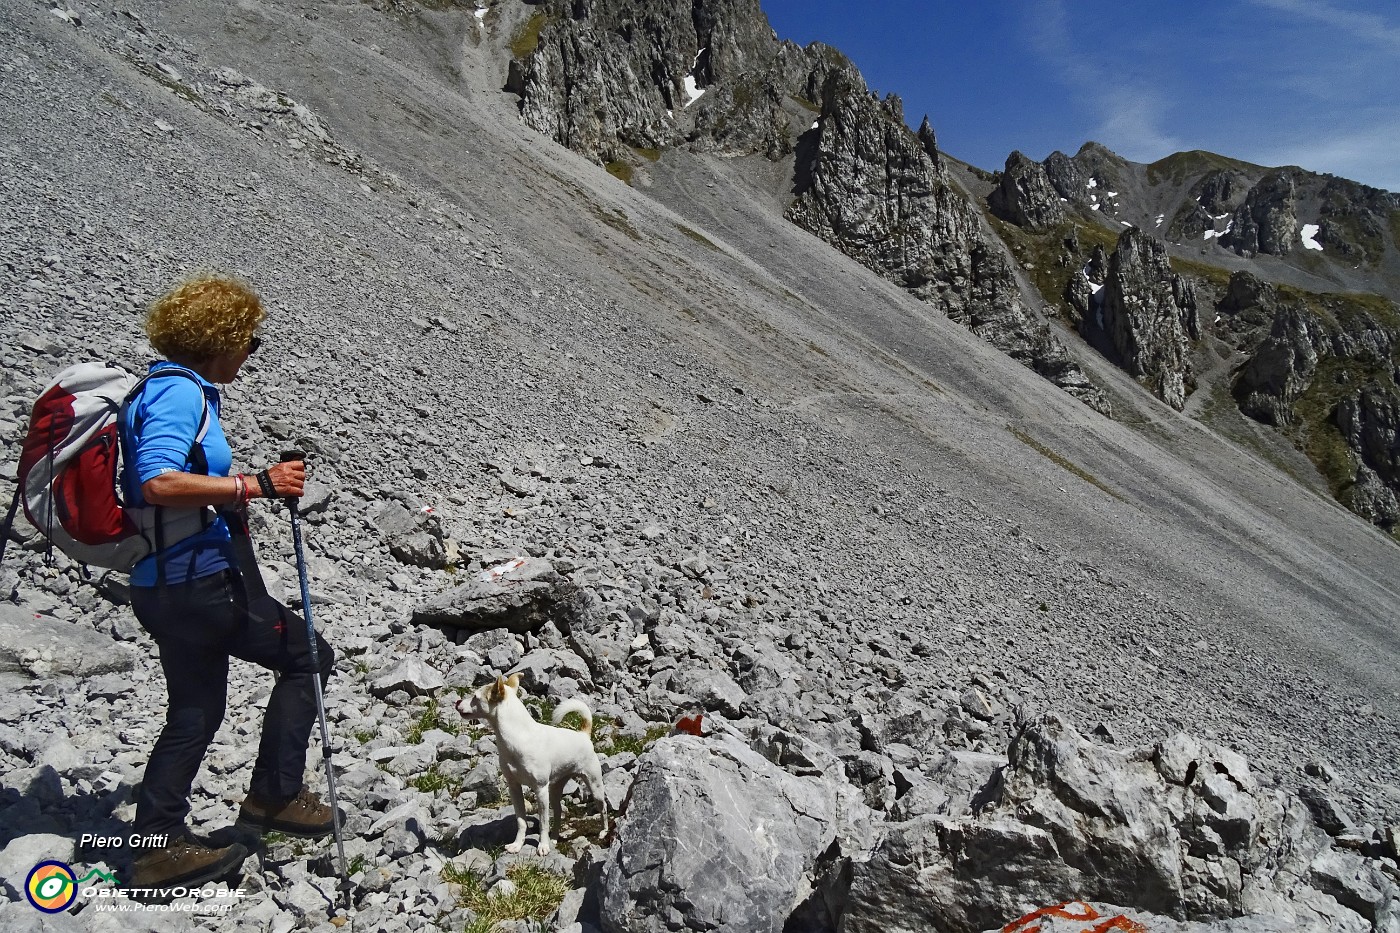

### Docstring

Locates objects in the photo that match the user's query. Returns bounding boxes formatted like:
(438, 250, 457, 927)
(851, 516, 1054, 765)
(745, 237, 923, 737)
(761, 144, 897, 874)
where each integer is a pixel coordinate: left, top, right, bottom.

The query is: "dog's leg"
(535, 781, 553, 856)
(504, 779, 528, 854)
(550, 777, 566, 835)
(585, 763, 609, 837)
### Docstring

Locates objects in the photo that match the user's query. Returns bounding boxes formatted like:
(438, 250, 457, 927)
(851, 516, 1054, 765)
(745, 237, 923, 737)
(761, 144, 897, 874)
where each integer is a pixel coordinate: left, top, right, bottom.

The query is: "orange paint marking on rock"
(1002, 900, 1101, 932)
(1003, 902, 1149, 933)
(1086, 917, 1148, 933)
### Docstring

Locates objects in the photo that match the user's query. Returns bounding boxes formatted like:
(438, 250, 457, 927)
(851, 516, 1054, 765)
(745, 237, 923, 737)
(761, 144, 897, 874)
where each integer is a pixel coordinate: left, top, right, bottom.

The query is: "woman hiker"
(121, 273, 337, 892)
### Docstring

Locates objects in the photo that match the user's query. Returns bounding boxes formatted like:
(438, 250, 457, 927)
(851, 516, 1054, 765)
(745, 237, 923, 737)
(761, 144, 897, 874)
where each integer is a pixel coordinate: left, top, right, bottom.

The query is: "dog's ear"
(505, 672, 521, 691)
(490, 675, 507, 704)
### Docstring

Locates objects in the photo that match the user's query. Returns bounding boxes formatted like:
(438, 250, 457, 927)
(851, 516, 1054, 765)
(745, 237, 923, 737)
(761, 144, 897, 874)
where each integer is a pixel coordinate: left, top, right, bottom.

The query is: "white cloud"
(1091, 88, 1184, 163)
(1022, 0, 1183, 160)
(1257, 122, 1400, 192)
(1246, 0, 1400, 51)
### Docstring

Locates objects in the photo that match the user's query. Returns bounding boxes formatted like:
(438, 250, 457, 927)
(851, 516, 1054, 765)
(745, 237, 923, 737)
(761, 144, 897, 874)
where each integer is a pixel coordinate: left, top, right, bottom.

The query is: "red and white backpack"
(2, 362, 210, 572)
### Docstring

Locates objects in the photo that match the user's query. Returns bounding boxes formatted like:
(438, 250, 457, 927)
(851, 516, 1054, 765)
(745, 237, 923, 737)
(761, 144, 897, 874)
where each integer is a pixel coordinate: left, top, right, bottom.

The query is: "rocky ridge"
(510, 0, 1111, 413)
(985, 141, 1400, 529)
(0, 1, 1398, 932)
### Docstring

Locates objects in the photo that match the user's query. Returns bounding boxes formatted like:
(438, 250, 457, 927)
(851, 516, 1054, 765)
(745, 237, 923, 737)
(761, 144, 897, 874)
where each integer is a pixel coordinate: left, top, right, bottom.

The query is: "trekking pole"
(280, 451, 349, 903)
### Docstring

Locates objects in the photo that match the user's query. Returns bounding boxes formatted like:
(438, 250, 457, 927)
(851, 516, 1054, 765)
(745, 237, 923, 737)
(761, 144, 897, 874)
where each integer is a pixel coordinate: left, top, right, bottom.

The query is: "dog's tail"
(551, 698, 593, 737)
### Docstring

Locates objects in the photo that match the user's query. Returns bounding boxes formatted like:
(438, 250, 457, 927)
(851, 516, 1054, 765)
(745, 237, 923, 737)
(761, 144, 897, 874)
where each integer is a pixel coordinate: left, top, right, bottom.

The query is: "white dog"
(456, 673, 608, 855)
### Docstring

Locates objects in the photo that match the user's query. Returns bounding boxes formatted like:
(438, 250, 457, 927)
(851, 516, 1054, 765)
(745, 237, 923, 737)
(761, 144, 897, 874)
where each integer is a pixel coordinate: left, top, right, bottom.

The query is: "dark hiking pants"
(130, 570, 334, 839)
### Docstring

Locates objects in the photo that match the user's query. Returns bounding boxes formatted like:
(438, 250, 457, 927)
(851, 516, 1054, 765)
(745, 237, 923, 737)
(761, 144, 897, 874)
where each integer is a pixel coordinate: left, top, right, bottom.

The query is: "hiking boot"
(236, 786, 336, 838)
(124, 836, 248, 899)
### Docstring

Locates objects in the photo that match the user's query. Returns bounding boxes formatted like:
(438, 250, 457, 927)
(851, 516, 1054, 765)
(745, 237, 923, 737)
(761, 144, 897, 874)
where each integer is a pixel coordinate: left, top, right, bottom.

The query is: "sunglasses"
(247, 335, 263, 355)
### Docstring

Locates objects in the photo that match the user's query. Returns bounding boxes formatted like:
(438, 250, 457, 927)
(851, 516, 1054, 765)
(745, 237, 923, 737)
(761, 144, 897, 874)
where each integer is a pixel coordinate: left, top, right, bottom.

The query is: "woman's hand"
(263, 460, 305, 499)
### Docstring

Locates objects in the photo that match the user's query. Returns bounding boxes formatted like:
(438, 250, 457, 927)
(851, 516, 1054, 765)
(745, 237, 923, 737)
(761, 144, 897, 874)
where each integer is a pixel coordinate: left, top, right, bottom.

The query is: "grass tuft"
(597, 721, 669, 757)
(411, 764, 462, 795)
(406, 698, 460, 745)
(443, 862, 571, 933)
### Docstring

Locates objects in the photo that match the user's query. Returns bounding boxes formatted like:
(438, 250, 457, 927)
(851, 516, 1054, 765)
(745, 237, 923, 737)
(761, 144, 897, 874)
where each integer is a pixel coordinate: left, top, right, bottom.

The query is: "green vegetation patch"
(588, 201, 641, 240)
(1168, 255, 1233, 292)
(599, 721, 669, 757)
(604, 161, 635, 186)
(411, 764, 462, 795)
(676, 223, 719, 251)
(1278, 285, 1400, 333)
(1144, 150, 1261, 187)
(631, 146, 662, 162)
(1290, 357, 1366, 499)
(509, 10, 551, 59)
(141, 63, 203, 106)
(406, 698, 460, 745)
(443, 862, 571, 933)
(1010, 426, 1123, 502)
(986, 216, 1120, 321)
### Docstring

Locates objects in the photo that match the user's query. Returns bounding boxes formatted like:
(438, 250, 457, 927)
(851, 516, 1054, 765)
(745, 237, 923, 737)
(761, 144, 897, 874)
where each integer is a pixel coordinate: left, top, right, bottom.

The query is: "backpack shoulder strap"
(120, 367, 213, 476)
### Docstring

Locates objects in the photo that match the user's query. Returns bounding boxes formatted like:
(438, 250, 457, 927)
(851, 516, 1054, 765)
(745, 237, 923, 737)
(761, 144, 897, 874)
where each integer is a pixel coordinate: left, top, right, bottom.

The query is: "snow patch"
(1106, 191, 1118, 197)
(683, 75, 705, 107)
(1082, 264, 1104, 297)
(1087, 178, 1098, 189)
(1205, 219, 1234, 241)
(1300, 223, 1324, 251)
(474, 6, 487, 21)
(683, 47, 708, 107)
(1155, 214, 1164, 226)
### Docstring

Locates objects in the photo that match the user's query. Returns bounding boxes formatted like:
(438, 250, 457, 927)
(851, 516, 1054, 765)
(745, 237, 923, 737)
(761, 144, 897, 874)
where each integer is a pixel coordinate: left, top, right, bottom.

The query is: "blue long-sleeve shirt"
(121, 361, 235, 587)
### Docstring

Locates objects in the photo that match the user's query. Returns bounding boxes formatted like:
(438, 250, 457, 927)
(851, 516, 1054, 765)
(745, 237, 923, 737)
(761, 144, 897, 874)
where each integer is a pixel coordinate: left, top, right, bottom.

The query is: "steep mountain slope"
(498, 0, 1400, 537)
(0, 0, 1398, 928)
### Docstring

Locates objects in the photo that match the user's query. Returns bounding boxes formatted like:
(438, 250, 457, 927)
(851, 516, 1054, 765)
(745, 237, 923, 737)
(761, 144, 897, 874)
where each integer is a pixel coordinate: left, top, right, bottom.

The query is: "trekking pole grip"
(279, 450, 306, 509)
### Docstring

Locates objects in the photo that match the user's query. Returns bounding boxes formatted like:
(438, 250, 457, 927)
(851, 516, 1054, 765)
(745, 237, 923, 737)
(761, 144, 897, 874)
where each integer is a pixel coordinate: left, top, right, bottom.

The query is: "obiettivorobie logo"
(24, 858, 248, 915)
(24, 861, 116, 913)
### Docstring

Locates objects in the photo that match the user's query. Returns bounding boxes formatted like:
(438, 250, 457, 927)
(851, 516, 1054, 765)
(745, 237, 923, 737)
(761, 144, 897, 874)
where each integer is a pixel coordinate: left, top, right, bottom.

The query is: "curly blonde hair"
(145, 274, 266, 362)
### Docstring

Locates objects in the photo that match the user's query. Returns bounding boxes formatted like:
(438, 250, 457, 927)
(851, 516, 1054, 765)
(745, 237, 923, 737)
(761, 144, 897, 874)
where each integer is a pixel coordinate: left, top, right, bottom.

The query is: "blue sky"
(759, 0, 1400, 192)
